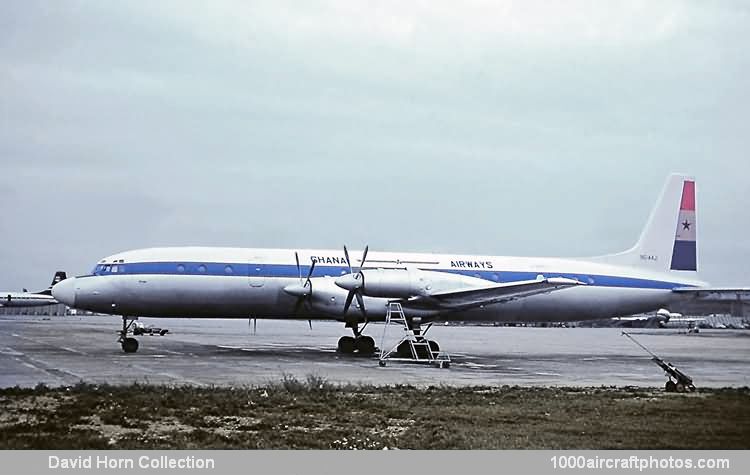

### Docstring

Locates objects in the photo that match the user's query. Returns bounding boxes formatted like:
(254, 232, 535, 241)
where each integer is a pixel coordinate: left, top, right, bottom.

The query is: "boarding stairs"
(378, 302, 450, 368)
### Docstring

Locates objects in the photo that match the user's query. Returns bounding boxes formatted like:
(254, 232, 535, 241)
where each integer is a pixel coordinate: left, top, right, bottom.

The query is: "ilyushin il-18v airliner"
(52, 174, 747, 355)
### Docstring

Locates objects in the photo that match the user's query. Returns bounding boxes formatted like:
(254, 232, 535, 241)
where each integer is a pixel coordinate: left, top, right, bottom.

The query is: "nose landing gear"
(118, 316, 139, 353)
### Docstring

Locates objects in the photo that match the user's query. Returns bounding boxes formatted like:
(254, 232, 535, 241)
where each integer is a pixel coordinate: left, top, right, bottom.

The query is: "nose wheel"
(121, 337, 139, 353)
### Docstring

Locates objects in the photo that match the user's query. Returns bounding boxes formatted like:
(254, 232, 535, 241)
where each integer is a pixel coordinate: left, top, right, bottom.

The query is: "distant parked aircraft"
(2, 272, 67, 307)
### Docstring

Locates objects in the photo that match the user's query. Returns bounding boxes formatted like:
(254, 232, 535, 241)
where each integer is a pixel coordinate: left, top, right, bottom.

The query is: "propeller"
(290, 251, 316, 314)
(342, 245, 369, 317)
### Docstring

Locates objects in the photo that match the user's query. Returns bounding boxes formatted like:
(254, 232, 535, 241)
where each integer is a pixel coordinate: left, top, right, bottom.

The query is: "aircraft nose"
(334, 274, 358, 291)
(52, 277, 76, 307)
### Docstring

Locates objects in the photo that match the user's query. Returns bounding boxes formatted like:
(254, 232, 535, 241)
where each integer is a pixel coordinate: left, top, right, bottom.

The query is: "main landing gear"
(337, 319, 377, 356)
(119, 316, 139, 353)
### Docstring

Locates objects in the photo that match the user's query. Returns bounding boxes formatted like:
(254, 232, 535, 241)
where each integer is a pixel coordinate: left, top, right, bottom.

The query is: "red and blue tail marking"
(670, 180, 697, 271)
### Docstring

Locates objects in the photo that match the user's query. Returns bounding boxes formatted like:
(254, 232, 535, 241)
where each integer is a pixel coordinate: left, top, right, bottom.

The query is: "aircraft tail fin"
(593, 174, 697, 273)
(36, 271, 67, 296)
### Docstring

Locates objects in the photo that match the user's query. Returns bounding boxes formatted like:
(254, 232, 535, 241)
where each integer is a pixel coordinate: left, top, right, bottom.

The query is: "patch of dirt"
(0, 394, 69, 427)
(73, 414, 196, 446)
(369, 417, 415, 439)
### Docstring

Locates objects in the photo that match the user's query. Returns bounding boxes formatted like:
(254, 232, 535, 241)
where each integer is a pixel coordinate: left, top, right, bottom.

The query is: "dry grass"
(1, 379, 748, 449)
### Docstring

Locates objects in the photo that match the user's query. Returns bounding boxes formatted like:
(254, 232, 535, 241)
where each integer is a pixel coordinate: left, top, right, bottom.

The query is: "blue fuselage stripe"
(92, 262, 693, 290)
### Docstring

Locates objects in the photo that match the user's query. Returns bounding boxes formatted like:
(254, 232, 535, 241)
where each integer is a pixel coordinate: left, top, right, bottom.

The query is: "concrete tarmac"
(1, 314, 748, 388)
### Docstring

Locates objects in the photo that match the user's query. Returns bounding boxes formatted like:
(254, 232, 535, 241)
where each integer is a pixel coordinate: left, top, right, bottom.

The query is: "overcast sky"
(1, 0, 749, 289)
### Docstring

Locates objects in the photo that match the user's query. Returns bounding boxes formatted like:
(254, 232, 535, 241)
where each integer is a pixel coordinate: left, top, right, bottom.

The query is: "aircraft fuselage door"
(249, 259, 265, 288)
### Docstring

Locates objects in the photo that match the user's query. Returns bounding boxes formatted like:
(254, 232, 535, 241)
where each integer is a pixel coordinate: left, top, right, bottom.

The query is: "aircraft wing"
(411, 277, 582, 311)
(672, 287, 750, 302)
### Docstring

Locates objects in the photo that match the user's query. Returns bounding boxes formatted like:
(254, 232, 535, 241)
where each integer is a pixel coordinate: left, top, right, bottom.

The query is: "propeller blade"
(293, 297, 305, 314)
(355, 292, 366, 318)
(295, 252, 301, 281)
(360, 245, 369, 270)
(308, 320, 312, 330)
(343, 290, 355, 314)
(253, 318, 257, 335)
(343, 245, 352, 273)
(304, 259, 316, 287)
(355, 268, 365, 288)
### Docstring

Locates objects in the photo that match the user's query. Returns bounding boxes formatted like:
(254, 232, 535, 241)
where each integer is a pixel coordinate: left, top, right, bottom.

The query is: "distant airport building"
(0, 303, 68, 316)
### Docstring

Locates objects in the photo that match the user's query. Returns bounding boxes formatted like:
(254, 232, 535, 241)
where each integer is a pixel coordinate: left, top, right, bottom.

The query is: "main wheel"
(415, 345, 430, 360)
(396, 341, 412, 358)
(121, 337, 139, 353)
(428, 340, 440, 353)
(337, 336, 355, 354)
(356, 336, 376, 355)
(675, 383, 686, 393)
(665, 380, 677, 392)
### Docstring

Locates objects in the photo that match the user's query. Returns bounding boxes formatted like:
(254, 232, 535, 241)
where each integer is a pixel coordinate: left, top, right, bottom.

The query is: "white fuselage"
(52, 247, 705, 323)
(1, 292, 57, 307)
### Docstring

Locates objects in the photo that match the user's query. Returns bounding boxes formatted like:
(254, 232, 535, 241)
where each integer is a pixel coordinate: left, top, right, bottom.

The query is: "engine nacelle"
(298, 277, 389, 319)
(358, 268, 427, 298)
(336, 268, 486, 299)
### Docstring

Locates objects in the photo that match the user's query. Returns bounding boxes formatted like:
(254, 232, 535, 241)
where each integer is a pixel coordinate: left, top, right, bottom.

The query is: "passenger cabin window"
(177, 264, 185, 273)
(224, 266, 233, 274)
(198, 265, 207, 273)
(111, 265, 118, 273)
